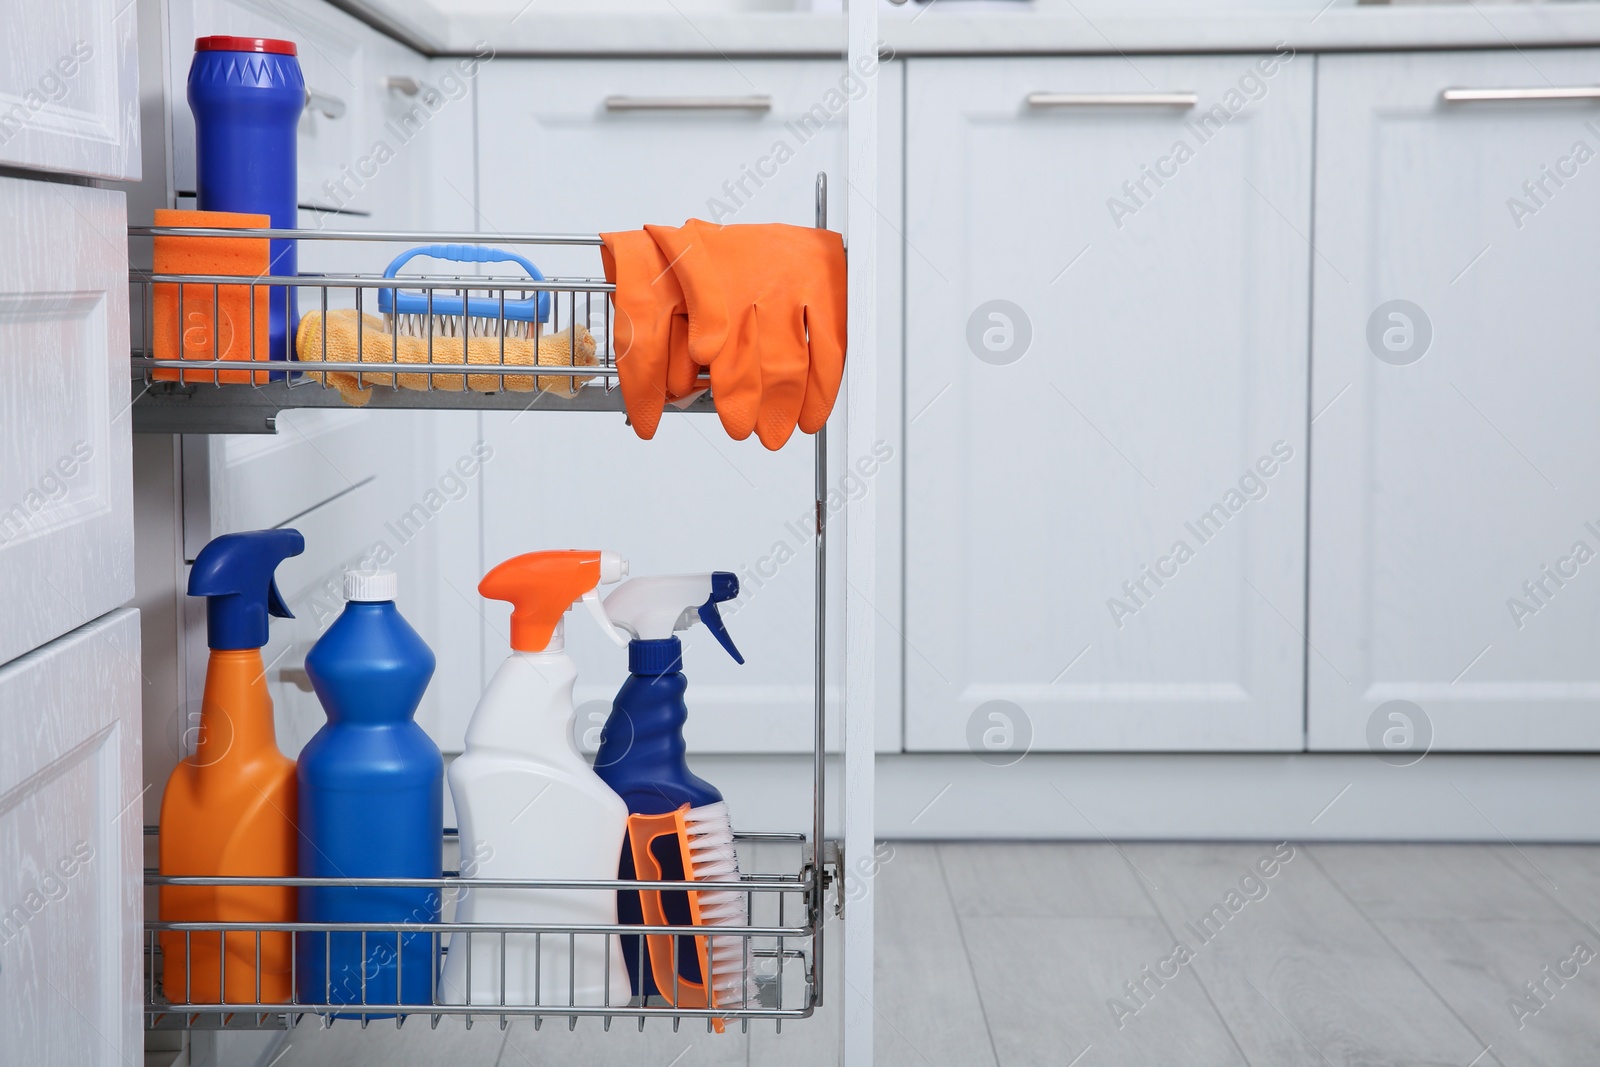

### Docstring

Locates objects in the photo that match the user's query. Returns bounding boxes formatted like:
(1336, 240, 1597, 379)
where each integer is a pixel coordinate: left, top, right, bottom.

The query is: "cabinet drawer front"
(0, 609, 142, 1065)
(904, 55, 1312, 752)
(478, 58, 865, 276)
(0, 0, 139, 179)
(0, 178, 132, 667)
(1310, 49, 1600, 751)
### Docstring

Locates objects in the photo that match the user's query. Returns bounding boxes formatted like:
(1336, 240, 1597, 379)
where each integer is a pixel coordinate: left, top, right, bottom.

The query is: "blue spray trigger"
(189, 528, 305, 650)
(267, 577, 293, 619)
(697, 572, 743, 664)
(697, 601, 743, 664)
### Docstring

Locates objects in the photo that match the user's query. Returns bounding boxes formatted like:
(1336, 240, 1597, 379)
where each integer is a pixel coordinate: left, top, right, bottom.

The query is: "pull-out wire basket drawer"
(125, 227, 716, 434)
(137, 175, 838, 1040)
(144, 829, 823, 1033)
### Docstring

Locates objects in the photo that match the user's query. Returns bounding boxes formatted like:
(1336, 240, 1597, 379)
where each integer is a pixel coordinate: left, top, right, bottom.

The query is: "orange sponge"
(152, 209, 271, 383)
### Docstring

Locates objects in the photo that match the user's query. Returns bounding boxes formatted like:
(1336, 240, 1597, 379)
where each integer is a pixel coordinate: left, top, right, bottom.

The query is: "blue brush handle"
(376, 244, 550, 323)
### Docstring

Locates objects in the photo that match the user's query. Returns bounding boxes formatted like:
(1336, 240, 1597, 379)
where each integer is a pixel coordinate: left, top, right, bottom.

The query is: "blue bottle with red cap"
(188, 35, 304, 366)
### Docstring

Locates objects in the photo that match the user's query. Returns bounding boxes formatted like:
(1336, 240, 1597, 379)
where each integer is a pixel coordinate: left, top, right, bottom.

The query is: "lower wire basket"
(143, 828, 826, 1033)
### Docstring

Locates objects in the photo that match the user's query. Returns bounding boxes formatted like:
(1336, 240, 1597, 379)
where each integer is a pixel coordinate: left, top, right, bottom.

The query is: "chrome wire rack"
(143, 829, 827, 1032)
(138, 175, 838, 1036)
(125, 227, 715, 435)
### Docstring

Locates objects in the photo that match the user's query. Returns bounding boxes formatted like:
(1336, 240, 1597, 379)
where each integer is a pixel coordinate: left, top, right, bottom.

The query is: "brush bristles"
(383, 312, 535, 341)
(683, 801, 751, 1008)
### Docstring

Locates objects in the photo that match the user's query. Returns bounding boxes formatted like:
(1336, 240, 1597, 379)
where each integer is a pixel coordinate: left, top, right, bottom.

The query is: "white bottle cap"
(344, 569, 398, 602)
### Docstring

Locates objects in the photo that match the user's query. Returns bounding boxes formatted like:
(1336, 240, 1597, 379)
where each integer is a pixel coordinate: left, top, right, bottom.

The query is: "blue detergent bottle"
(188, 35, 304, 366)
(594, 572, 744, 998)
(296, 569, 441, 1017)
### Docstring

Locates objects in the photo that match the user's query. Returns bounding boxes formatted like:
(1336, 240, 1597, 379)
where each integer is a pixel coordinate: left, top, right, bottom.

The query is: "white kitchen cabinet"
(1309, 49, 1600, 751)
(472, 58, 904, 754)
(0, 178, 133, 668)
(904, 54, 1312, 752)
(0, 608, 143, 1066)
(0, 0, 140, 180)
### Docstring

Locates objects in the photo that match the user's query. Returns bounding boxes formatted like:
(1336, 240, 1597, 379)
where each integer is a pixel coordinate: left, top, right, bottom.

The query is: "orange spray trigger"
(478, 550, 628, 652)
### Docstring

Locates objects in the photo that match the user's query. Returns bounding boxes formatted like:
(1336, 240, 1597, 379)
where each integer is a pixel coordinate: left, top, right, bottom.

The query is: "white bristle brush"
(681, 801, 751, 1009)
(376, 244, 551, 345)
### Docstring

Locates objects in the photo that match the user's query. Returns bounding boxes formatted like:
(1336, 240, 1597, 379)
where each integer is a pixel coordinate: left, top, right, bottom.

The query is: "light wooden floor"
(269, 842, 1600, 1067)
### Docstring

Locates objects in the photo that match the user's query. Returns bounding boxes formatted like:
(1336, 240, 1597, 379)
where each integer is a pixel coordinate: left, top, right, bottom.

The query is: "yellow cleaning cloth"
(295, 309, 598, 406)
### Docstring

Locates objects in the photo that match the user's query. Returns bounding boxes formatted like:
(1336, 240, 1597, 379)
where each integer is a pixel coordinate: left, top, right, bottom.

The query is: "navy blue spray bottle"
(594, 572, 745, 998)
(296, 569, 442, 1016)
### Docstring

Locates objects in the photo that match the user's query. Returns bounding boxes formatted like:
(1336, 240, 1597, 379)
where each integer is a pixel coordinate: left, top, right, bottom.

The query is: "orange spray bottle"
(159, 529, 304, 1005)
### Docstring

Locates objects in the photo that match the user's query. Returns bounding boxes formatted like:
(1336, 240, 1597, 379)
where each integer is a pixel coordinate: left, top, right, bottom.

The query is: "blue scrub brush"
(376, 244, 551, 340)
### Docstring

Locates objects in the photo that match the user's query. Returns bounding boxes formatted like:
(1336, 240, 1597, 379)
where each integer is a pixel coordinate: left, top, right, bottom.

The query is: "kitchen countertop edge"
(432, 6, 1600, 57)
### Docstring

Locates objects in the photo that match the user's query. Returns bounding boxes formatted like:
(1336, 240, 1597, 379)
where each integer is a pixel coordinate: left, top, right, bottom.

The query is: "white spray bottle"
(439, 549, 632, 1009)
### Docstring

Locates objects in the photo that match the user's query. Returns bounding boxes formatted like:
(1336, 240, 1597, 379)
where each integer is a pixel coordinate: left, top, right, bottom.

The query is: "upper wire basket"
(125, 228, 715, 434)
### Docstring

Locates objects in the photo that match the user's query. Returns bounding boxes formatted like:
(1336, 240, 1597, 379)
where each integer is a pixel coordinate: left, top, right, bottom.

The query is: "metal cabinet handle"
(1026, 91, 1199, 108)
(386, 75, 423, 97)
(305, 88, 346, 119)
(1442, 86, 1600, 103)
(604, 94, 773, 112)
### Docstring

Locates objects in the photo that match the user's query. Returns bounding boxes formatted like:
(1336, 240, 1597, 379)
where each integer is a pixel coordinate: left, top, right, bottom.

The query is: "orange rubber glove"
(600, 230, 704, 440)
(645, 221, 846, 451)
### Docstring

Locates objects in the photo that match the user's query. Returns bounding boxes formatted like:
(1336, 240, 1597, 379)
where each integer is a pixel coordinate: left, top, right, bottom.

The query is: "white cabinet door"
(1309, 49, 1600, 751)
(474, 58, 904, 754)
(0, 0, 139, 180)
(0, 608, 143, 1066)
(904, 54, 1312, 753)
(0, 178, 133, 668)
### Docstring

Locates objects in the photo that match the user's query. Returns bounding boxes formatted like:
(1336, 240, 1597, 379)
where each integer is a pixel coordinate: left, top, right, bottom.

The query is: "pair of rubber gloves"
(600, 221, 846, 451)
